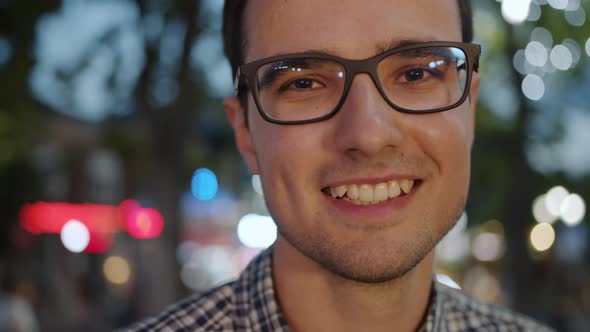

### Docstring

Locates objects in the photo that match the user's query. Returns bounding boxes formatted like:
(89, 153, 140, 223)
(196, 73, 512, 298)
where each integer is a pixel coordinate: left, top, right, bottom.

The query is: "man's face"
(227, 0, 480, 282)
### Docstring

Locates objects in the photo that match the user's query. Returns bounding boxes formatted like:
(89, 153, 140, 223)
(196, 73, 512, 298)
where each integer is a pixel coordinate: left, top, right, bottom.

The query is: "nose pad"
(333, 74, 404, 158)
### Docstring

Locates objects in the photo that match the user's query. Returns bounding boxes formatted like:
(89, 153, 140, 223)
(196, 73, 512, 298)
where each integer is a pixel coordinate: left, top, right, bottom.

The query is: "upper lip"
(321, 174, 422, 188)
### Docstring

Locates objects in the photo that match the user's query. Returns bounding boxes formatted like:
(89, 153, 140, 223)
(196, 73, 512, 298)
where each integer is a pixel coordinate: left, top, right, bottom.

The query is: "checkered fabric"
(123, 249, 555, 332)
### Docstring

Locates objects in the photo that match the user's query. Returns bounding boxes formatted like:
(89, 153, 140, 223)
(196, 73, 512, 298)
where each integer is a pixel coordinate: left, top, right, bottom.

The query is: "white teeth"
(330, 187, 338, 198)
(388, 181, 401, 198)
(328, 179, 417, 204)
(374, 183, 388, 201)
(359, 184, 374, 202)
(400, 179, 414, 194)
(347, 184, 359, 200)
(334, 185, 347, 197)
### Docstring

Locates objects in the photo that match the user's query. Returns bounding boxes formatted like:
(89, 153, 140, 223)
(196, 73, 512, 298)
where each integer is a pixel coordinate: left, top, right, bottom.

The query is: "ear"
(467, 72, 480, 145)
(224, 96, 260, 174)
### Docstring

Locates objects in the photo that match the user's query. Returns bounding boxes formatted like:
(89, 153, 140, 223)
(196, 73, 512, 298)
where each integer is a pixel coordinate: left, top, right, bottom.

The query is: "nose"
(332, 74, 405, 159)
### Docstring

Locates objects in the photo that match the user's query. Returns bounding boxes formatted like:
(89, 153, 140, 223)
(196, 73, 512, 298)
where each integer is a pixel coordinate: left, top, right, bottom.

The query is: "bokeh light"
(176, 241, 199, 265)
(472, 232, 505, 262)
(103, 256, 131, 285)
(565, 7, 586, 26)
(191, 168, 218, 200)
(436, 212, 470, 263)
(463, 265, 502, 303)
(85, 232, 112, 254)
(60, 219, 90, 253)
(556, 224, 588, 263)
(560, 194, 586, 226)
(501, 0, 532, 24)
(125, 208, 164, 239)
(531, 27, 553, 49)
(530, 223, 556, 252)
(565, 0, 581, 10)
(0, 36, 13, 66)
(532, 195, 558, 224)
(237, 214, 277, 249)
(521, 74, 545, 100)
(513, 50, 528, 75)
(527, 2, 542, 21)
(525, 41, 548, 67)
(180, 245, 236, 291)
(548, 0, 568, 10)
(562, 39, 581, 66)
(545, 186, 569, 217)
(585, 37, 590, 56)
(550, 45, 573, 70)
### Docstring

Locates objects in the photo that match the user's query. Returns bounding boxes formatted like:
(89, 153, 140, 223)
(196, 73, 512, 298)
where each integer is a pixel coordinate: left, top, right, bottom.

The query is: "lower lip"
(324, 184, 420, 222)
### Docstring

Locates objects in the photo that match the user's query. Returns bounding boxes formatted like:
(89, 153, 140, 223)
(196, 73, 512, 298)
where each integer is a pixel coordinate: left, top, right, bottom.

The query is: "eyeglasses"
(235, 41, 481, 125)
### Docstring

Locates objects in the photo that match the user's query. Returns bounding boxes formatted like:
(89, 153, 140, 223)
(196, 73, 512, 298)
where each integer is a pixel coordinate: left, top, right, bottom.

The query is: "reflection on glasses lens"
(377, 47, 467, 112)
(256, 58, 346, 122)
(254, 46, 469, 122)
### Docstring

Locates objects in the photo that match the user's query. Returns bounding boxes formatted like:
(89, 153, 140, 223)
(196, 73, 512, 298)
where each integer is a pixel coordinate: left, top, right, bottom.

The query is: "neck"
(272, 237, 435, 332)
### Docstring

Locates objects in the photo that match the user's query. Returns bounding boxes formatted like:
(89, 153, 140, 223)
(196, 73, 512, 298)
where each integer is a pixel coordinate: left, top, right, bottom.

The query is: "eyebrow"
(299, 38, 440, 58)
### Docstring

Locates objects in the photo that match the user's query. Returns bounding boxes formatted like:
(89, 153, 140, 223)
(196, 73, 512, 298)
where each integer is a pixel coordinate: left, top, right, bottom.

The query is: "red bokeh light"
(84, 232, 113, 254)
(19, 200, 165, 248)
(125, 208, 164, 239)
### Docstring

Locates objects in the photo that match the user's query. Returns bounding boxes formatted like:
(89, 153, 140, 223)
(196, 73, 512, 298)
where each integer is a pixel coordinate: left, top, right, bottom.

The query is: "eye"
(290, 78, 323, 90)
(402, 69, 429, 82)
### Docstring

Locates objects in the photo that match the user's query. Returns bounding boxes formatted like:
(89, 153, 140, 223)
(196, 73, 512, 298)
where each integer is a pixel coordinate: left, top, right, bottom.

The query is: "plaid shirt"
(124, 249, 554, 332)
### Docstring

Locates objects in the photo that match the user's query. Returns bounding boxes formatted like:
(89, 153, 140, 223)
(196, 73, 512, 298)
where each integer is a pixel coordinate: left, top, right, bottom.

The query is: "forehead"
(243, 0, 462, 62)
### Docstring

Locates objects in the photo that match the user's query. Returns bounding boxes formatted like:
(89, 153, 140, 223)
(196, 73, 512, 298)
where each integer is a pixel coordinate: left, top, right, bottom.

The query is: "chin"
(278, 224, 438, 284)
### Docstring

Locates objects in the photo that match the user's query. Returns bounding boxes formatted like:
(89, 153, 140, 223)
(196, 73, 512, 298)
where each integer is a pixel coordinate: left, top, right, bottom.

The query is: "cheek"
(249, 113, 323, 192)
(416, 108, 473, 177)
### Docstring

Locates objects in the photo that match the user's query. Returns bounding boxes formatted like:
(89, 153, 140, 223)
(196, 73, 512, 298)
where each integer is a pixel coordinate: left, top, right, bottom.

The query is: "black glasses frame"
(235, 41, 481, 125)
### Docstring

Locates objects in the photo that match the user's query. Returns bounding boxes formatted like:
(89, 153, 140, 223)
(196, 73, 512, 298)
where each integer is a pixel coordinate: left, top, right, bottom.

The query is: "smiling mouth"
(321, 179, 421, 205)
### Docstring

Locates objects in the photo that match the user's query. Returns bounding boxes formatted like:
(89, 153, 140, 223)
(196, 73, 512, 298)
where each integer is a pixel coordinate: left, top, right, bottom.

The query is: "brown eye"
(293, 79, 314, 89)
(279, 78, 324, 93)
(404, 69, 425, 82)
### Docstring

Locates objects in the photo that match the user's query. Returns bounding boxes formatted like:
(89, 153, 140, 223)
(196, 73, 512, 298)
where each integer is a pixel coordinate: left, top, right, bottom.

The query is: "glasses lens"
(377, 46, 468, 112)
(256, 58, 346, 122)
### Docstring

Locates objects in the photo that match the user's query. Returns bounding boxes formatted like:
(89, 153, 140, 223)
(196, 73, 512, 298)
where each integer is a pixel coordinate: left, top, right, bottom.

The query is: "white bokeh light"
(566, 0, 581, 10)
(550, 45, 573, 70)
(560, 194, 586, 226)
(562, 39, 581, 66)
(502, 0, 532, 24)
(521, 74, 545, 100)
(533, 195, 558, 224)
(176, 241, 199, 265)
(531, 27, 553, 49)
(527, 2, 542, 21)
(585, 37, 590, 57)
(513, 50, 528, 75)
(545, 186, 569, 217)
(237, 214, 277, 248)
(60, 219, 90, 253)
(525, 41, 548, 67)
(472, 232, 504, 262)
(565, 7, 586, 26)
(548, 0, 568, 10)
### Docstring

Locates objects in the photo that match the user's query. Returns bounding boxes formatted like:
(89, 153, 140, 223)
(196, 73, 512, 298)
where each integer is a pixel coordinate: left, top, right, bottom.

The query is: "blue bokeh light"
(191, 168, 218, 200)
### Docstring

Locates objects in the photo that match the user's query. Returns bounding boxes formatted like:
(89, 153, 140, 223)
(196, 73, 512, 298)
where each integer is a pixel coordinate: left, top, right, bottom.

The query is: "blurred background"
(0, 0, 589, 330)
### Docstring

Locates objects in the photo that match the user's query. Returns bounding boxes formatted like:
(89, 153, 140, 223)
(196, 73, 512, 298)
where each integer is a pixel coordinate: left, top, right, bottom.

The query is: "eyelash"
(278, 77, 325, 93)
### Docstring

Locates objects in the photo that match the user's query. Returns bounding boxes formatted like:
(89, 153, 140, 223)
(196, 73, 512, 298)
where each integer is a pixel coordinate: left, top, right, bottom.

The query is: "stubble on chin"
(273, 192, 467, 285)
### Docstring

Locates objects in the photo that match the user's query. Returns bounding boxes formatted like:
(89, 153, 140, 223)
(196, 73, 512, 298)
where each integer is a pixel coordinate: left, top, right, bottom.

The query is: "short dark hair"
(223, 0, 473, 109)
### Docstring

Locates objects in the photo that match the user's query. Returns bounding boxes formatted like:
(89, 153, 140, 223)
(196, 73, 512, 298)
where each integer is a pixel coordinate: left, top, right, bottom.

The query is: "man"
(128, 0, 555, 331)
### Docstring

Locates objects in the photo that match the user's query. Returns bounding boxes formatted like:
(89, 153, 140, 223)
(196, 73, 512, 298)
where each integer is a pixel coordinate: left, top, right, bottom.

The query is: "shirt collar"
(238, 248, 440, 332)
